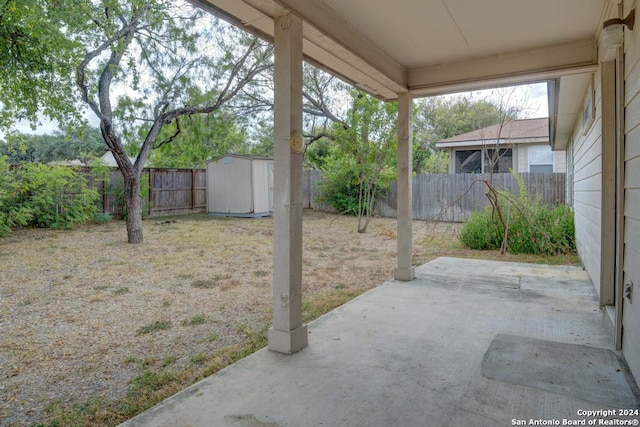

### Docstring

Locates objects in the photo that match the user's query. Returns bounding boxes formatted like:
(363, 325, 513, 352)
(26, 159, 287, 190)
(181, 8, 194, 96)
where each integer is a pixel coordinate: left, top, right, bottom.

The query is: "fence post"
(191, 169, 196, 210)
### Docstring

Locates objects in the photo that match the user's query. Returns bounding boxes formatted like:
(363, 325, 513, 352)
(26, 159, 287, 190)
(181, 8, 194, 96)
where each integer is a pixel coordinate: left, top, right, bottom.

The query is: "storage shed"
(206, 154, 273, 217)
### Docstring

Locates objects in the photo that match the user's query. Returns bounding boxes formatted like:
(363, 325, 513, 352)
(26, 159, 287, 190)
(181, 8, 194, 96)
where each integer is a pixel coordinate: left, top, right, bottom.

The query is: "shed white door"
(209, 157, 253, 213)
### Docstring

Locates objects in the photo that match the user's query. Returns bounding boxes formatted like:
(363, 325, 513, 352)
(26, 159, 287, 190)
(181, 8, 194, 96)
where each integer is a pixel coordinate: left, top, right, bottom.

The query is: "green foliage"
(414, 95, 517, 146)
(458, 209, 503, 251)
(147, 112, 248, 168)
(135, 320, 172, 336)
(0, 156, 32, 235)
(305, 137, 336, 170)
(315, 91, 397, 232)
(0, 0, 87, 128)
(0, 128, 105, 164)
(422, 150, 449, 174)
(317, 157, 361, 215)
(0, 157, 99, 235)
(459, 173, 576, 255)
(88, 156, 150, 220)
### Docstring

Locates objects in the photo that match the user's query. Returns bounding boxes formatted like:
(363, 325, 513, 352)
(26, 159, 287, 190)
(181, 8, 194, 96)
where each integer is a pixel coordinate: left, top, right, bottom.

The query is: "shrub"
(458, 208, 503, 251)
(0, 158, 99, 235)
(459, 172, 576, 255)
(316, 156, 392, 216)
(316, 157, 361, 215)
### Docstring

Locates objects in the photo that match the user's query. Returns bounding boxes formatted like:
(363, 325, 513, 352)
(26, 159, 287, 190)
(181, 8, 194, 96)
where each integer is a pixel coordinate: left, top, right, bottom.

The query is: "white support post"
(268, 12, 308, 354)
(395, 92, 415, 281)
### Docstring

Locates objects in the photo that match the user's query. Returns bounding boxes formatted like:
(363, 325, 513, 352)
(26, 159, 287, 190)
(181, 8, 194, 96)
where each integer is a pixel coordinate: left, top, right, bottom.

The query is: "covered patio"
(120, 1, 640, 424)
(122, 257, 639, 426)
(187, 0, 607, 356)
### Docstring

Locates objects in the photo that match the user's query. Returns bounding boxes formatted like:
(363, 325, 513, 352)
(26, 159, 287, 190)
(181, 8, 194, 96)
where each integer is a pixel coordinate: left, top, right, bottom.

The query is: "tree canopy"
(0, 127, 105, 163)
(0, 0, 86, 128)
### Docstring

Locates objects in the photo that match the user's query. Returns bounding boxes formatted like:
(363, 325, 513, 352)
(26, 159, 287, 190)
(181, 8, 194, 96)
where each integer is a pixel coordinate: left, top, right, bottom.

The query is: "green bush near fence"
(0, 157, 99, 236)
(459, 172, 576, 255)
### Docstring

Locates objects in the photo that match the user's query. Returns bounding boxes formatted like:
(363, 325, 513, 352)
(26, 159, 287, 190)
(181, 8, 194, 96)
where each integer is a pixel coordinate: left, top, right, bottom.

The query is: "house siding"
(622, 0, 640, 382)
(521, 144, 567, 173)
(571, 69, 603, 298)
(554, 150, 567, 173)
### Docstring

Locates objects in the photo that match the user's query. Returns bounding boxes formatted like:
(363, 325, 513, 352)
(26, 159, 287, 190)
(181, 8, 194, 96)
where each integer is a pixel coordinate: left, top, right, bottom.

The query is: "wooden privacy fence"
(376, 172, 566, 222)
(87, 168, 564, 220)
(302, 170, 566, 222)
(88, 167, 207, 216)
(303, 169, 335, 212)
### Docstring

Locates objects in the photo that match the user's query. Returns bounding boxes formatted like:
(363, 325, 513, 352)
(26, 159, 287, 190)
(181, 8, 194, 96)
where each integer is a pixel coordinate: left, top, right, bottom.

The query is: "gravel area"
(0, 210, 455, 426)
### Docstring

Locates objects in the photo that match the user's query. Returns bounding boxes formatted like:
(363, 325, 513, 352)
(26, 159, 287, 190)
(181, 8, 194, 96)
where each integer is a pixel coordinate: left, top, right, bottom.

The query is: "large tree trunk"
(124, 175, 144, 244)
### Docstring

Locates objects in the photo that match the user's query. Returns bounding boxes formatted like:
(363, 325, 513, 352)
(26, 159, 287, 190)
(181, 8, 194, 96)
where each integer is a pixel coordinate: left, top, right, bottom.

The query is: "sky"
(442, 82, 548, 119)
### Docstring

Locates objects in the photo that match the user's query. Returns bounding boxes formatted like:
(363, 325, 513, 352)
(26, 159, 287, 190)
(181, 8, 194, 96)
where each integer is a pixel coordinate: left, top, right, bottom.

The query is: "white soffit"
(194, 0, 607, 100)
(551, 73, 594, 150)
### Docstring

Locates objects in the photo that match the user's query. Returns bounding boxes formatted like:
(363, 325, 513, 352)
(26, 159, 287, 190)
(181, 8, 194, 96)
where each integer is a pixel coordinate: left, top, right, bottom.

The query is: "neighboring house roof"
(48, 159, 88, 166)
(435, 118, 549, 149)
(100, 151, 136, 167)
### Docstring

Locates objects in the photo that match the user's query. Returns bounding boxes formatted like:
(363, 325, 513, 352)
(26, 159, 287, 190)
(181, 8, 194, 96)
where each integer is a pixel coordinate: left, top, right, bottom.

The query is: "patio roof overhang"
(191, 0, 611, 149)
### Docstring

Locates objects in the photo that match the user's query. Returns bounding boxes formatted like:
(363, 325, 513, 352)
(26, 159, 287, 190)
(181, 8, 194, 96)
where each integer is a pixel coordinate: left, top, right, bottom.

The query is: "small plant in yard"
(113, 287, 130, 295)
(182, 314, 207, 326)
(200, 334, 218, 343)
(161, 355, 177, 368)
(136, 320, 172, 336)
(189, 352, 209, 365)
(191, 279, 217, 289)
(141, 357, 157, 367)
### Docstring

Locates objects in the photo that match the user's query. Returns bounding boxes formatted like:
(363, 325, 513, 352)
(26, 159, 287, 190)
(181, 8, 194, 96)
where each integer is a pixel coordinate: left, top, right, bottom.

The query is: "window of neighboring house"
(455, 150, 482, 173)
(454, 148, 513, 173)
(528, 145, 554, 173)
(484, 148, 513, 173)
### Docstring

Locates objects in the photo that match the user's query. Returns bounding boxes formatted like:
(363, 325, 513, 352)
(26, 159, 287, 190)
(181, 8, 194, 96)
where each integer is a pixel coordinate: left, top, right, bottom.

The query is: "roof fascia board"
(436, 137, 549, 149)
(409, 39, 598, 97)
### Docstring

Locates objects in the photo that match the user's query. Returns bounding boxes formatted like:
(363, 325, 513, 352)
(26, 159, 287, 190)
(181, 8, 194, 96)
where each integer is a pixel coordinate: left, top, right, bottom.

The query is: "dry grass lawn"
(0, 210, 577, 426)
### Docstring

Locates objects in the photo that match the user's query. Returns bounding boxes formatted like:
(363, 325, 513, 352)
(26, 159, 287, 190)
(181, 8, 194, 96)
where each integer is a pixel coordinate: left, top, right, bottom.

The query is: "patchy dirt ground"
(1, 210, 466, 426)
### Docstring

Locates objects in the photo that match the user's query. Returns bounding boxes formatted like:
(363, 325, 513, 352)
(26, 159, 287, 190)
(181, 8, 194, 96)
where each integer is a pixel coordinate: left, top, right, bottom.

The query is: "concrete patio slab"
(121, 257, 640, 427)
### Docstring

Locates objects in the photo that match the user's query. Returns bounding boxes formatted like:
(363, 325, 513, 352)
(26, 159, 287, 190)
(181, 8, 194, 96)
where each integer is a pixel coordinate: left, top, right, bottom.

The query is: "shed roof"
(435, 118, 549, 148)
(207, 153, 273, 164)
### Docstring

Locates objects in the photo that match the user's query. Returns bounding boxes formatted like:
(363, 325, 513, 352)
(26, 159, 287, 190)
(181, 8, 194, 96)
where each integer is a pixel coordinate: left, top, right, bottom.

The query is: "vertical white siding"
(572, 69, 603, 297)
(252, 159, 271, 214)
(622, 0, 640, 382)
(207, 156, 253, 214)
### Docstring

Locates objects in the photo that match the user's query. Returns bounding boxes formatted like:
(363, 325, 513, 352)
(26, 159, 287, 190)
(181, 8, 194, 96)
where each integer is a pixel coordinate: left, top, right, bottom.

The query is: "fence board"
(303, 169, 335, 212)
